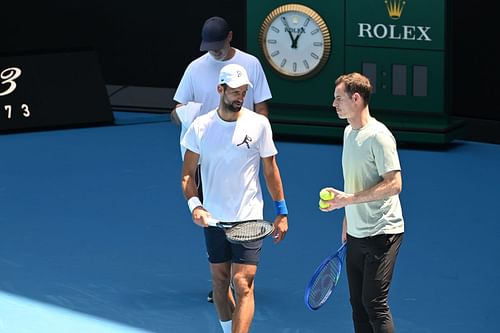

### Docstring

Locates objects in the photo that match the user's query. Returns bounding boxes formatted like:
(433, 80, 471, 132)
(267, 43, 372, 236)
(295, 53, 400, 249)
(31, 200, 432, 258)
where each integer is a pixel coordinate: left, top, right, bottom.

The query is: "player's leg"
(210, 262, 236, 320)
(208, 278, 234, 303)
(346, 235, 373, 333)
(231, 263, 257, 333)
(362, 233, 403, 333)
(229, 239, 263, 333)
(205, 226, 235, 330)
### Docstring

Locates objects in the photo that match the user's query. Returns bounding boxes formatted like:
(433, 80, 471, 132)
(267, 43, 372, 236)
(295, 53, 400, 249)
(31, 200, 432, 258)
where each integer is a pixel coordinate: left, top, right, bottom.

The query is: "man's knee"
(232, 273, 254, 298)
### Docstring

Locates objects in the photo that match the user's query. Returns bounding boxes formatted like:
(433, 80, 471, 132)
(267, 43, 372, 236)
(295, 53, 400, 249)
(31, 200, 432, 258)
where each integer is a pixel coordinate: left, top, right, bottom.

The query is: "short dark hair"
(335, 72, 372, 105)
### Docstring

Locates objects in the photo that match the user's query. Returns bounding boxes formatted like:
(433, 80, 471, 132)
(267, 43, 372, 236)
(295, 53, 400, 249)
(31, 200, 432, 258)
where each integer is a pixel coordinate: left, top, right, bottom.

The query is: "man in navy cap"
(173, 16, 271, 123)
(199, 16, 232, 51)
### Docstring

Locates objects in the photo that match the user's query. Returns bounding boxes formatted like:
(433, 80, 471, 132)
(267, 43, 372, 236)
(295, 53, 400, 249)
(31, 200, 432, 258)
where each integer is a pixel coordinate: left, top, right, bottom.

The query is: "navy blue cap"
(200, 17, 230, 51)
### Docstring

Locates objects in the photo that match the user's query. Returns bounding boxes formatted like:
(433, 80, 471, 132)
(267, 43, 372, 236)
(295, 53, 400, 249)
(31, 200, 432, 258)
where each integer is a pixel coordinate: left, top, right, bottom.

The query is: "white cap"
(218, 64, 253, 88)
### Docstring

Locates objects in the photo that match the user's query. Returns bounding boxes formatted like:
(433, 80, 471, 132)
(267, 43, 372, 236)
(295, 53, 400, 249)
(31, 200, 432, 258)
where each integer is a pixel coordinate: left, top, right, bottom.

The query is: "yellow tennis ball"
(319, 199, 330, 209)
(319, 189, 334, 201)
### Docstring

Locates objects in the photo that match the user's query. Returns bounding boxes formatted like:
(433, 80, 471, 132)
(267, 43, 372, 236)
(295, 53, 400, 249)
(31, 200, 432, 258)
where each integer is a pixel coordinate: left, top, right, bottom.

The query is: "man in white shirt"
(172, 16, 273, 305)
(181, 64, 288, 333)
(172, 16, 272, 160)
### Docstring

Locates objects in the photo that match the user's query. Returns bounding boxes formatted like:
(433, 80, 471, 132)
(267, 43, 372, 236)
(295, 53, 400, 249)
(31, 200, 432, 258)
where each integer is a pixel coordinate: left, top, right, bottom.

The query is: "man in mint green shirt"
(320, 72, 404, 333)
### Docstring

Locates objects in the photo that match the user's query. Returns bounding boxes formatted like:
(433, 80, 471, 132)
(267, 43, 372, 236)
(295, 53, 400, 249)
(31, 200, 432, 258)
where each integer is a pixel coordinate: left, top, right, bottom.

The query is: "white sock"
(219, 319, 232, 333)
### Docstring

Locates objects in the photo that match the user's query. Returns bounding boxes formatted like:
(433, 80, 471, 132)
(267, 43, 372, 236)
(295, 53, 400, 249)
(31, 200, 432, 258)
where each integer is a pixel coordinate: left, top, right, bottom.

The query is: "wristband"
(188, 196, 202, 213)
(274, 199, 288, 216)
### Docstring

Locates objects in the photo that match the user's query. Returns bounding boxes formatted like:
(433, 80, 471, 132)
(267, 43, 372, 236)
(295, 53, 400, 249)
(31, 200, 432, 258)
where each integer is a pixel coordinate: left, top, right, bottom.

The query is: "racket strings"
(225, 222, 274, 242)
(308, 258, 342, 308)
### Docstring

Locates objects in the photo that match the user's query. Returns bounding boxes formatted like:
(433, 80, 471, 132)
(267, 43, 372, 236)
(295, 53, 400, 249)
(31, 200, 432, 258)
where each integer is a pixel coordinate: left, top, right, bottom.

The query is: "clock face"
(259, 4, 331, 80)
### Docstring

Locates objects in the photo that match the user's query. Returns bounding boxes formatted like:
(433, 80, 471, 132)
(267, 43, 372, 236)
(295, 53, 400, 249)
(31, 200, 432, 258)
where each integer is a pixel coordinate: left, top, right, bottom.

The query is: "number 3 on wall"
(0, 67, 22, 97)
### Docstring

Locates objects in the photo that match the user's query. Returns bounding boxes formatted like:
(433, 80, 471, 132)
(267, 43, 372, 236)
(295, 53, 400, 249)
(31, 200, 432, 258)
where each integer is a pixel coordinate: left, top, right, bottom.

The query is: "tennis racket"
(206, 218, 275, 244)
(304, 242, 347, 311)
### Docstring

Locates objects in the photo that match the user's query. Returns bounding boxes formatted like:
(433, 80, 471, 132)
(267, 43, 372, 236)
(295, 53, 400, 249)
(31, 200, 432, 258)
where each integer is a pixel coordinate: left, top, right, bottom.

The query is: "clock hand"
(291, 29, 304, 49)
(281, 16, 297, 48)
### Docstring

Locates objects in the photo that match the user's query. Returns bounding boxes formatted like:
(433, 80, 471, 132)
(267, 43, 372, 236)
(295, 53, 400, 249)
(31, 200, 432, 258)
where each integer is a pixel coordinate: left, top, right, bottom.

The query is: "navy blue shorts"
(204, 226, 263, 265)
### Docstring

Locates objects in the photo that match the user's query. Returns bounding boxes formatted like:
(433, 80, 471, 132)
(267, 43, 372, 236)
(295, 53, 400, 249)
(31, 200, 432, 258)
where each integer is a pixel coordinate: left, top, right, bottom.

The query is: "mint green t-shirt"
(342, 117, 404, 238)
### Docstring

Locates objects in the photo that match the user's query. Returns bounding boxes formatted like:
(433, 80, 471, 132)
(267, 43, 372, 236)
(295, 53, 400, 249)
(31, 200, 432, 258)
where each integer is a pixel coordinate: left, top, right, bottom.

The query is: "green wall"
(247, 1, 461, 145)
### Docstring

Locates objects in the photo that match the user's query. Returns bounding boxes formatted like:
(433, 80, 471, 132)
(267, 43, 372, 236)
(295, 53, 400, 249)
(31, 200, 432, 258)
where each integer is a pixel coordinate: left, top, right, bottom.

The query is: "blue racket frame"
(304, 242, 347, 311)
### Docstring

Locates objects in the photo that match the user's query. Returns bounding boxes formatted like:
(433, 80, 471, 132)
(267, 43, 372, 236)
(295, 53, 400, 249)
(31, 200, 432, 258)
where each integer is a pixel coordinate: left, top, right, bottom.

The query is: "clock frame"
(258, 4, 331, 80)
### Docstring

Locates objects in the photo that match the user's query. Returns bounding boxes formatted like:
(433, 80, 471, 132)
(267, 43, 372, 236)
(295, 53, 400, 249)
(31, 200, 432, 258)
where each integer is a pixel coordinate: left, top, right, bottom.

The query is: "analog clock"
(259, 4, 331, 80)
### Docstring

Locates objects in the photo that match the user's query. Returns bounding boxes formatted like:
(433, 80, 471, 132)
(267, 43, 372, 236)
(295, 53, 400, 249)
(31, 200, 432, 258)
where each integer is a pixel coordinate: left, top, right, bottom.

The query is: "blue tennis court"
(0, 112, 498, 332)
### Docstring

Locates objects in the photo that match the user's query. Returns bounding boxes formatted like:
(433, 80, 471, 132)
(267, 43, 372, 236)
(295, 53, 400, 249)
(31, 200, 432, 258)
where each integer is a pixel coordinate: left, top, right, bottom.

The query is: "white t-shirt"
(342, 117, 404, 238)
(181, 108, 277, 222)
(173, 49, 272, 159)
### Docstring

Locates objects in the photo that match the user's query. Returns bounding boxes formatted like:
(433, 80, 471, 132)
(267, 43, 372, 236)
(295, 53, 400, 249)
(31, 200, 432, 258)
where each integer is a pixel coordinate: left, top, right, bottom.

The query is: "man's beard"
(208, 47, 229, 62)
(223, 99, 242, 113)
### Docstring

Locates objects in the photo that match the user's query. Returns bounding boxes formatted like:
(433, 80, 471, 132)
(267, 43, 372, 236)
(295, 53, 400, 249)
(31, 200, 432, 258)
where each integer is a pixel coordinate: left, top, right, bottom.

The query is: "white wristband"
(187, 196, 202, 213)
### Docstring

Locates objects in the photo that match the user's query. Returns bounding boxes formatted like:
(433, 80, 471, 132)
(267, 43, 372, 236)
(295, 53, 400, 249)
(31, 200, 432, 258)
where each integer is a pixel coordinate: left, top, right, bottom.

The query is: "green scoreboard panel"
(345, 0, 445, 113)
(345, 47, 445, 113)
(247, 0, 463, 145)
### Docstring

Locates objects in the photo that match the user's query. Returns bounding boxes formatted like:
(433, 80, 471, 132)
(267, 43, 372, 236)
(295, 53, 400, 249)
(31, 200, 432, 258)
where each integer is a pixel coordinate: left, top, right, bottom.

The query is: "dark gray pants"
(346, 233, 403, 333)
(195, 164, 203, 201)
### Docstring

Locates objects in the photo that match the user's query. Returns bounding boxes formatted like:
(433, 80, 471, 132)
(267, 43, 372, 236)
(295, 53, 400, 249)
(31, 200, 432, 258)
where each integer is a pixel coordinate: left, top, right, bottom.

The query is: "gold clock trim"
(258, 3, 332, 80)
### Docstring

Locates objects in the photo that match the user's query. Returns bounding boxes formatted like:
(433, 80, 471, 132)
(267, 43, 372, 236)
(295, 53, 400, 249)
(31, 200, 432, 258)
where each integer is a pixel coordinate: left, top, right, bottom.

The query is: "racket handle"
(206, 217, 218, 227)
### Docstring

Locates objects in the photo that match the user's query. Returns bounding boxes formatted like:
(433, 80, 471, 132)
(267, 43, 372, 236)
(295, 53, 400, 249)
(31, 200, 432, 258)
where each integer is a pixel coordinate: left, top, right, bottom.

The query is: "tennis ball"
(319, 189, 335, 201)
(319, 199, 330, 209)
